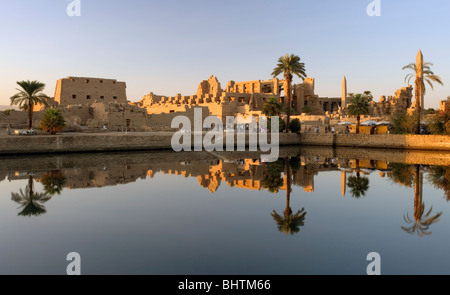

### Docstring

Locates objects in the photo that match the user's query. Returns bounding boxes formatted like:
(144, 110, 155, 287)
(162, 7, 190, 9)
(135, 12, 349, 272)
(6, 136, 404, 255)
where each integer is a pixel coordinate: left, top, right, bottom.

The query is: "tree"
(347, 93, 370, 134)
(10, 80, 49, 129)
(272, 54, 307, 132)
(403, 51, 444, 134)
(347, 159, 370, 198)
(262, 97, 284, 117)
(429, 97, 450, 135)
(11, 175, 51, 217)
(390, 111, 420, 134)
(403, 61, 444, 97)
(289, 118, 301, 134)
(40, 109, 66, 135)
(363, 91, 374, 101)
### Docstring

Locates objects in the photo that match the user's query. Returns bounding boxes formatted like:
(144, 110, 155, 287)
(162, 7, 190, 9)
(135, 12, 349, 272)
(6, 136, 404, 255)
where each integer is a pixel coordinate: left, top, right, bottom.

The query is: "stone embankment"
(0, 132, 449, 155)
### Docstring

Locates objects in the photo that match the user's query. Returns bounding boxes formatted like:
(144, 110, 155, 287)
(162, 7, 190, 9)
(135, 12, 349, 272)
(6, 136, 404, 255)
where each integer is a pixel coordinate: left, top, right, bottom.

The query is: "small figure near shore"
(7, 124, 11, 135)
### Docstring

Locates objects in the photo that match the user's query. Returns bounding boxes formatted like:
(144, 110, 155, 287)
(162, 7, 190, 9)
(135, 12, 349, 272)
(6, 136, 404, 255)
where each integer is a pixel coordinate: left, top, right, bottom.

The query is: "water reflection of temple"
(0, 155, 391, 197)
(159, 158, 341, 194)
(1, 147, 449, 200)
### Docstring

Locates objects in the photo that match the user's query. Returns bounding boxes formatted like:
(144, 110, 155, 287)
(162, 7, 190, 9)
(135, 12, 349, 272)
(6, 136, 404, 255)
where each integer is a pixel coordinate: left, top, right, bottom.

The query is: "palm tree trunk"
(285, 75, 292, 133)
(28, 102, 33, 129)
(356, 115, 360, 134)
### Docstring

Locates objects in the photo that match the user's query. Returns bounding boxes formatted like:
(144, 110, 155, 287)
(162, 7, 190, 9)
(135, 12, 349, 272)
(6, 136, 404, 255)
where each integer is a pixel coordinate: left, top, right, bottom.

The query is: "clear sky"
(0, 0, 449, 108)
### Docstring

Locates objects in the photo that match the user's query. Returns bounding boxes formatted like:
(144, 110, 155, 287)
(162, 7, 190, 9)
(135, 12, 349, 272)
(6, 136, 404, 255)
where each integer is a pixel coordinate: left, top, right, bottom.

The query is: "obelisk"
(416, 50, 424, 110)
(341, 76, 347, 109)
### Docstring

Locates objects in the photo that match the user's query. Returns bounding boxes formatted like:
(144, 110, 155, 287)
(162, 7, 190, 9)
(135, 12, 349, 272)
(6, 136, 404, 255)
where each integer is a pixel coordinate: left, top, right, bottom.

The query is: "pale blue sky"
(0, 0, 449, 108)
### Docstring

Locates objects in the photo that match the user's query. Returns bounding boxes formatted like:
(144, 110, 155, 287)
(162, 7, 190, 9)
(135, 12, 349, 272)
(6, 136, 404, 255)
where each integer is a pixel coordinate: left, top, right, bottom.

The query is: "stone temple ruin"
(1, 74, 417, 131)
(134, 74, 414, 120)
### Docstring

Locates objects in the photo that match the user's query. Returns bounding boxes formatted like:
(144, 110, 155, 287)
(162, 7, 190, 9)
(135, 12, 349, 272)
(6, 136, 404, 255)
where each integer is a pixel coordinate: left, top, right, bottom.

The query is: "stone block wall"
(55, 77, 127, 106)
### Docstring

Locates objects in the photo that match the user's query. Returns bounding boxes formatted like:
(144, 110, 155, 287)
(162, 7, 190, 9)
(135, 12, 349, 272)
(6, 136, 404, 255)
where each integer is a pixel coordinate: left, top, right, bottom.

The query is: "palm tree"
(40, 109, 66, 135)
(347, 159, 370, 198)
(403, 62, 443, 96)
(347, 93, 370, 134)
(402, 165, 442, 237)
(403, 51, 444, 134)
(11, 175, 51, 217)
(10, 80, 49, 129)
(271, 158, 307, 235)
(262, 97, 285, 118)
(272, 54, 307, 132)
(363, 91, 373, 101)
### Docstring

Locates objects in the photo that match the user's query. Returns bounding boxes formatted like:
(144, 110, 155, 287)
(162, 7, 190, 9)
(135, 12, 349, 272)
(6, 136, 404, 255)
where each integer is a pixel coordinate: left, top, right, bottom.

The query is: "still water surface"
(0, 147, 449, 274)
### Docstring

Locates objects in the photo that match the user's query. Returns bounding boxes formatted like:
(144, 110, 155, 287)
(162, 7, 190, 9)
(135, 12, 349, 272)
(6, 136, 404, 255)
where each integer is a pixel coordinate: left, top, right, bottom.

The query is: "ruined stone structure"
(54, 77, 127, 106)
(1, 74, 421, 132)
(135, 75, 333, 123)
(135, 75, 288, 122)
(440, 99, 449, 112)
(368, 86, 413, 116)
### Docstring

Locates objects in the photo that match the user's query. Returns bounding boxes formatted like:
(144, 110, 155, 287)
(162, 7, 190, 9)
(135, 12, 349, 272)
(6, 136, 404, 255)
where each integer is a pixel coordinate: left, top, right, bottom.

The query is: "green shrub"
(40, 109, 66, 135)
(290, 118, 301, 134)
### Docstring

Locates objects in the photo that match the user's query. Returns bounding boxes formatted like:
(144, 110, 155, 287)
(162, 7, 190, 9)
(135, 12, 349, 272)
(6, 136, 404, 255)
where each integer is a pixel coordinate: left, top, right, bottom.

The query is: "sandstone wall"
(300, 133, 450, 151)
(55, 77, 127, 106)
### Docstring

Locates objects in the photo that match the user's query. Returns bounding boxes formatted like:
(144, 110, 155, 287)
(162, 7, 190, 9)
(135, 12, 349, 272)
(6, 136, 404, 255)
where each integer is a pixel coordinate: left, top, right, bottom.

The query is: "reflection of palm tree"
(40, 170, 67, 195)
(261, 159, 285, 193)
(347, 159, 370, 198)
(271, 158, 307, 235)
(402, 165, 442, 237)
(11, 175, 51, 217)
(427, 166, 450, 201)
(388, 163, 414, 187)
(271, 209, 306, 235)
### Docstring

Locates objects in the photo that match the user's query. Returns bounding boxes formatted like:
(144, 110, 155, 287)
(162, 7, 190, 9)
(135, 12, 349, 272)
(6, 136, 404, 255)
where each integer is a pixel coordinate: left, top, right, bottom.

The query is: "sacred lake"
(0, 146, 449, 275)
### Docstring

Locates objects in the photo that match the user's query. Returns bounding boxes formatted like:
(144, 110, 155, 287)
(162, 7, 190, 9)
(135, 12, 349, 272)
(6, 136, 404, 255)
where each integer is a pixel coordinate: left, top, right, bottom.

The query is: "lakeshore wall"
(0, 132, 449, 155)
(300, 133, 450, 151)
